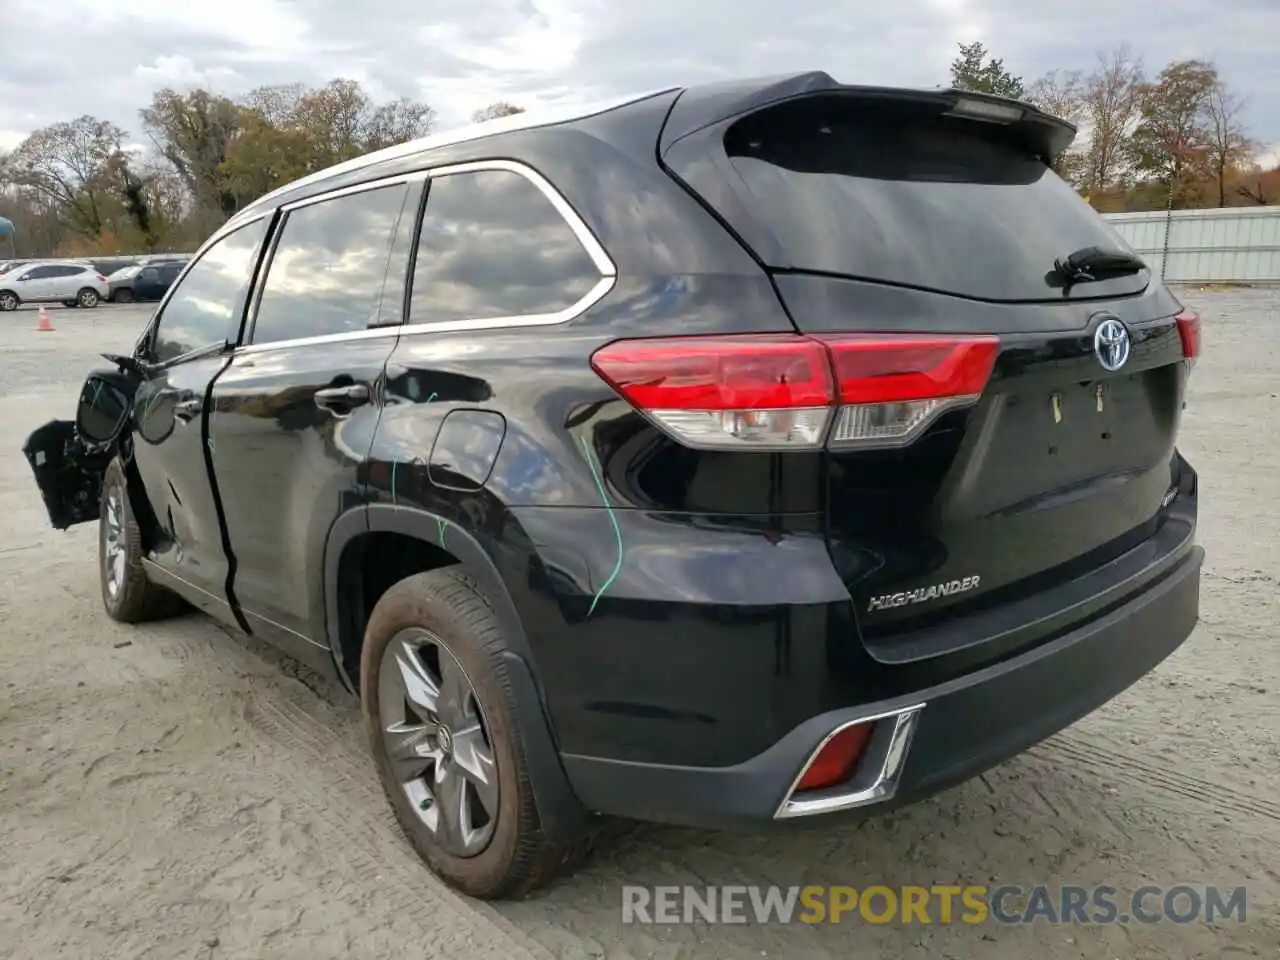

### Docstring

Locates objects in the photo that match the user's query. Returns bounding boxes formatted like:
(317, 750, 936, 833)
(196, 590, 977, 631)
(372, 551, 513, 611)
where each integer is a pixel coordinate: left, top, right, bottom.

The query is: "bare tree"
(1026, 70, 1085, 124)
(472, 102, 525, 123)
(5, 116, 127, 238)
(1026, 69, 1087, 184)
(1081, 45, 1145, 192)
(1204, 81, 1253, 207)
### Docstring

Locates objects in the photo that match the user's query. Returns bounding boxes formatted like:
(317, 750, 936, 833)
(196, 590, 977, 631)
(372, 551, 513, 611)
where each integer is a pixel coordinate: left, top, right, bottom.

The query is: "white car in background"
(0, 261, 111, 310)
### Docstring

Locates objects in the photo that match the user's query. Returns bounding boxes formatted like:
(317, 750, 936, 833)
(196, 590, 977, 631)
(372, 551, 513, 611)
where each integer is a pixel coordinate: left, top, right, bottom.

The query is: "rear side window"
(409, 168, 601, 325)
(720, 98, 1144, 302)
(251, 183, 410, 345)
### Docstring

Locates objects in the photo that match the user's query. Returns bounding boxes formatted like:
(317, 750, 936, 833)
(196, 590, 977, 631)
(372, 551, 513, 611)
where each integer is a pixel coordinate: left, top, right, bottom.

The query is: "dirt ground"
(1, 293, 1277, 960)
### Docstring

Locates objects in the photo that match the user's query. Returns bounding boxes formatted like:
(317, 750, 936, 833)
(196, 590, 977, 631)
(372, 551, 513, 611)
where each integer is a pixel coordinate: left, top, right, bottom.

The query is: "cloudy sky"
(2, 0, 1277, 163)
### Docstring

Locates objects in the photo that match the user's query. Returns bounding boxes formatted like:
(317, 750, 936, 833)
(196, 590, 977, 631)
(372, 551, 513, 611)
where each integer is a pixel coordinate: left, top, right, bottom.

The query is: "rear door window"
(250, 182, 410, 345)
(719, 98, 1146, 302)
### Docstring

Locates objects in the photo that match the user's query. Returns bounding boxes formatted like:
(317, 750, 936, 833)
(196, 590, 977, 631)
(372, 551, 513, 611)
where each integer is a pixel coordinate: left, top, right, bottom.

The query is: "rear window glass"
(722, 99, 1145, 302)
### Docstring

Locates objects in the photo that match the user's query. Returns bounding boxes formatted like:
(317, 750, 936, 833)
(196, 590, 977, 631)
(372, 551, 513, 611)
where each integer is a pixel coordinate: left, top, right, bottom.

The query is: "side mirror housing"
(75, 372, 135, 445)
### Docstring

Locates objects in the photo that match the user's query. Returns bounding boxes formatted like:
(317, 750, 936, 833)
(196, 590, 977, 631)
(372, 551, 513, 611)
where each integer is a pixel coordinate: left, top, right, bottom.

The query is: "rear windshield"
(722, 98, 1146, 302)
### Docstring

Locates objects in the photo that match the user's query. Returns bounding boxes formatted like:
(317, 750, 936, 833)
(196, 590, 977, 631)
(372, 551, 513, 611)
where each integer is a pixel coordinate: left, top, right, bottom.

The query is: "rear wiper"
(1052, 246, 1147, 285)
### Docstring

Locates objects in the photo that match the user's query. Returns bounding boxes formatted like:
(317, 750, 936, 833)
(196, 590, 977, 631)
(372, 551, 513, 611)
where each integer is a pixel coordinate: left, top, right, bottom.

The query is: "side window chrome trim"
(234, 158, 616, 356)
(235, 275, 615, 354)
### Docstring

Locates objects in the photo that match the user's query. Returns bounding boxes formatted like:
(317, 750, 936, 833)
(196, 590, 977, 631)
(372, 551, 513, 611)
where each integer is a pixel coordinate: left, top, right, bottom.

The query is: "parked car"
(105, 265, 142, 302)
(0, 260, 110, 309)
(131, 260, 185, 301)
(23, 74, 1204, 901)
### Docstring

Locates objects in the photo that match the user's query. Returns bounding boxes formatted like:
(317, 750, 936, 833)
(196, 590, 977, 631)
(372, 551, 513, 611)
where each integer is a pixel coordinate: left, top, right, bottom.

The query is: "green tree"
(140, 88, 243, 223)
(949, 42, 1025, 99)
(1129, 59, 1218, 207)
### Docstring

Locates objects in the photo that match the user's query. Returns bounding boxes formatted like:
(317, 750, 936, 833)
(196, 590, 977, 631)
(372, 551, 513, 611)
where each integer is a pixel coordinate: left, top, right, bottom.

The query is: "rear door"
(207, 175, 419, 653)
(661, 88, 1198, 651)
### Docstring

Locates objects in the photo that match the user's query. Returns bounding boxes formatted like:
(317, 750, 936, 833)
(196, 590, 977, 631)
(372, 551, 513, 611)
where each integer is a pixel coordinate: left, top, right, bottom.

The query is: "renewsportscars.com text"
(621, 884, 1248, 926)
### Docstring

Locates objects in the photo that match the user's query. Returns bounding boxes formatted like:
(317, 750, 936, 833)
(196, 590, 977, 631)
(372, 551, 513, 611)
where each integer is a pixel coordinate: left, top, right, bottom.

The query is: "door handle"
(174, 398, 202, 422)
(314, 383, 370, 414)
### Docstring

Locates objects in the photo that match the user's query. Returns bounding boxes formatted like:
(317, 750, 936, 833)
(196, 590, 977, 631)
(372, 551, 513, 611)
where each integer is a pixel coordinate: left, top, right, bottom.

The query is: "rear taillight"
(97, 274, 109, 282)
(589, 332, 999, 451)
(1175, 310, 1200, 370)
(819, 334, 999, 449)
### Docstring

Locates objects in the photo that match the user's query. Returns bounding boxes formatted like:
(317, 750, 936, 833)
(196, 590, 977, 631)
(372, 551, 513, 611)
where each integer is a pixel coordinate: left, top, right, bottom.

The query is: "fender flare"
(323, 503, 539, 677)
(322, 503, 588, 837)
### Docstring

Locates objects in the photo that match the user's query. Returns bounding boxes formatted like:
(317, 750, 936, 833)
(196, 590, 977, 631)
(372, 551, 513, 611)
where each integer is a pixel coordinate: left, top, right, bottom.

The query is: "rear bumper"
(561, 542, 1202, 828)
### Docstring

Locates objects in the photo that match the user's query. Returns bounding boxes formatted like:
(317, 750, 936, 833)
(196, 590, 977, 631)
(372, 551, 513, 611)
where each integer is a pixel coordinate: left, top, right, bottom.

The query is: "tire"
(77, 287, 100, 308)
(360, 568, 580, 900)
(0, 291, 18, 311)
(99, 458, 187, 623)
(115, 288, 134, 304)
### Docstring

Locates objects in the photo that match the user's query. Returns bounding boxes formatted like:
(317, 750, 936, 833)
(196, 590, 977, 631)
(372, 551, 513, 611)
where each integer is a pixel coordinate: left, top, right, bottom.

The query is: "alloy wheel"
(102, 484, 126, 598)
(0, 293, 16, 311)
(79, 289, 99, 308)
(377, 628, 499, 857)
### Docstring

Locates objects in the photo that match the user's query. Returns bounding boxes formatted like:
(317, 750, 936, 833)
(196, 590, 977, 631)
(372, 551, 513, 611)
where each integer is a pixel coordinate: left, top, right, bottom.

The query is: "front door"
(130, 216, 272, 612)
(209, 178, 418, 650)
(19, 264, 58, 300)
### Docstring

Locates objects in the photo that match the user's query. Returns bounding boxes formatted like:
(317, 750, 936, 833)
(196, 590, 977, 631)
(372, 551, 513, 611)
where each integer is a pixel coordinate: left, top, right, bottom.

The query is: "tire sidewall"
(360, 579, 528, 892)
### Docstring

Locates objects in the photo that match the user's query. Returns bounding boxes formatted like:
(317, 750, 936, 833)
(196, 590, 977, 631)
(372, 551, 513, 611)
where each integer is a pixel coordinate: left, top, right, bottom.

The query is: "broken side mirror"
(75, 373, 133, 445)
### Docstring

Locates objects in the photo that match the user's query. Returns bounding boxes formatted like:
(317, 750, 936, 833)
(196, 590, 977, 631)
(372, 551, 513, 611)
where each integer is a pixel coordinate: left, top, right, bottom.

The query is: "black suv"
(25, 74, 1204, 901)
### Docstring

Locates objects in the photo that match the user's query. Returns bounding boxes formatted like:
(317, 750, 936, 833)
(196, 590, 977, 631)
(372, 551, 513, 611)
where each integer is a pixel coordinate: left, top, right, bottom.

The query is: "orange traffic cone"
(36, 304, 54, 332)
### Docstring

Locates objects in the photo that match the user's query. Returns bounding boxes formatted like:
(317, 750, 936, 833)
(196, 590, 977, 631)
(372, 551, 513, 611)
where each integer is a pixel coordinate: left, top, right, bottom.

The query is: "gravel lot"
(1, 293, 1277, 959)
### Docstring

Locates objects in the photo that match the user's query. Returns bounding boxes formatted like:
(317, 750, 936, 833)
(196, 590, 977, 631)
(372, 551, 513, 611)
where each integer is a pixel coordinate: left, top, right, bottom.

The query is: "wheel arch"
(324, 503, 588, 837)
(324, 503, 540, 695)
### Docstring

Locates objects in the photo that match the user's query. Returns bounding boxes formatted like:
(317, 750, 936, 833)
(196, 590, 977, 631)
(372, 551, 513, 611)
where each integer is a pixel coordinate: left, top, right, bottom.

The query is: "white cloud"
(0, 0, 1275, 153)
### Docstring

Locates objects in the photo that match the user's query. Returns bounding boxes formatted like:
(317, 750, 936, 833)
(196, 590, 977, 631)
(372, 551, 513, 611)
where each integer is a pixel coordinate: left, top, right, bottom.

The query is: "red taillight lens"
(589, 334, 833, 410)
(817, 334, 1000, 405)
(794, 722, 874, 792)
(97, 274, 109, 282)
(590, 332, 998, 451)
(1175, 310, 1201, 360)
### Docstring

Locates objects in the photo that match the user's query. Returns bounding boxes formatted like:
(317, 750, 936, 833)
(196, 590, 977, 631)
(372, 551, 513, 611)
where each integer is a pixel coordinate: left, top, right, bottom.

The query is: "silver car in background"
(0, 261, 111, 310)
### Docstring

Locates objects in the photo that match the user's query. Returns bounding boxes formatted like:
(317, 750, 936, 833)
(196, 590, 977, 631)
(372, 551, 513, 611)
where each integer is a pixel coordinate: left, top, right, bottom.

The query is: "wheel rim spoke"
(436, 652, 473, 726)
(451, 723, 499, 820)
(392, 640, 441, 717)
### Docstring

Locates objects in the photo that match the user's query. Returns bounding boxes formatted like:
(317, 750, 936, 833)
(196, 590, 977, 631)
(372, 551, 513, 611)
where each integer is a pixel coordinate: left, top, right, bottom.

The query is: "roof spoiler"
(659, 72, 1077, 163)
